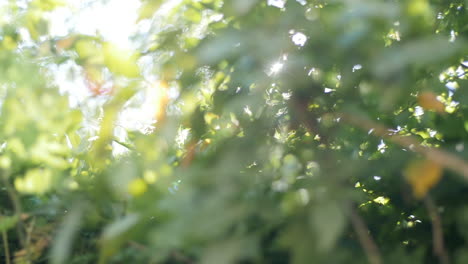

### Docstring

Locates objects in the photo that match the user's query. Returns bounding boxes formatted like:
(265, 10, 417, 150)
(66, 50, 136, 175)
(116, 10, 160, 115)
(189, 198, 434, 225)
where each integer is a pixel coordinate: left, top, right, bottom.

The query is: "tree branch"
(2, 230, 11, 264)
(112, 138, 136, 151)
(1, 177, 26, 246)
(1, 174, 31, 263)
(348, 204, 383, 264)
(424, 197, 450, 264)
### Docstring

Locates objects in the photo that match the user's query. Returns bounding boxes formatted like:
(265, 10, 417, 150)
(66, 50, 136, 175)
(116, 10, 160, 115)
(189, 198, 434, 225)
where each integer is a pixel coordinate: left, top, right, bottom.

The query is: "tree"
(0, 0, 467, 263)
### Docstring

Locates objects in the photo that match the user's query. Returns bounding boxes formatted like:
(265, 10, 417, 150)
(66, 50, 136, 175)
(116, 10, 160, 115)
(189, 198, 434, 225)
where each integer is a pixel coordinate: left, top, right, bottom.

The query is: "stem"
(424, 197, 450, 264)
(2, 230, 11, 264)
(25, 217, 36, 253)
(348, 204, 383, 264)
(1, 176, 26, 247)
(112, 138, 135, 151)
(1, 175, 31, 262)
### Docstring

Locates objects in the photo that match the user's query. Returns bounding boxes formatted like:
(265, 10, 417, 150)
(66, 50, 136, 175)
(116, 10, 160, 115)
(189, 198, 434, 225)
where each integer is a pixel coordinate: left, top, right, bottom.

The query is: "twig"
(424, 197, 450, 264)
(2, 230, 11, 264)
(1, 175, 31, 262)
(25, 217, 36, 253)
(112, 138, 136, 151)
(1, 177, 26, 246)
(348, 204, 383, 264)
(339, 112, 468, 178)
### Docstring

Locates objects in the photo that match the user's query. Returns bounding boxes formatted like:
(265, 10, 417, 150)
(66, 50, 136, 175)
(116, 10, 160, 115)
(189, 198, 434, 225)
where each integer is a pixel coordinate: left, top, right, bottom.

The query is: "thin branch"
(424, 197, 450, 264)
(25, 217, 36, 253)
(1, 176, 26, 247)
(339, 112, 468, 178)
(1, 175, 31, 262)
(112, 138, 136, 151)
(2, 230, 11, 264)
(348, 204, 383, 264)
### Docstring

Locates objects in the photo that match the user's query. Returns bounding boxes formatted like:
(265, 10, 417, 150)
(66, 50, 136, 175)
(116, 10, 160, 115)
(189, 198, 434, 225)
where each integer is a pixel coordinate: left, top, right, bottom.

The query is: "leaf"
(404, 159, 443, 199)
(14, 169, 53, 194)
(373, 36, 465, 77)
(25, 10, 49, 40)
(310, 201, 346, 252)
(0, 215, 19, 232)
(74, 39, 104, 65)
(32, 0, 66, 11)
(138, 1, 162, 21)
(201, 237, 255, 264)
(128, 178, 148, 197)
(417, 91, 445, 113)
(99, 214, 140, 263)
(149, 81, 169, 122)
(50, 204, 85, 264)
(103, 42, 140, 78)
(184, 8, 202, 23)
(55, 36, 77, 51)
(101, 214, 140, 241)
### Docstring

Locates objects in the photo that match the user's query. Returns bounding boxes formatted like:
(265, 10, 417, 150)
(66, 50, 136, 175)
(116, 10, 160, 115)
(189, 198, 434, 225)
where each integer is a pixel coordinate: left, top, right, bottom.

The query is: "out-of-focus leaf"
(224, 0, 259, 15)
(55, 35, 77, 51)
(14, 169, 53, 194)
(310, 201, 346, 252)
(101, 214, 140, 241)
(138, 1, 162, 21)
(404, 159, 443, 198)
(75, 39, 103, 64)
(373, 36, 465, 77)
(103, 42, 140, 78)
(24, 10, 49, 40)
(184, 8, 202, 23)
(0, 214, 19, 232)
(32, 0, 66, 11)
(128, 178, 148, 197)
(201, 238, 256, 264)
(50, 204, 85, 264)
(99, 214, 140, 263)
(417, 91, 445, 113)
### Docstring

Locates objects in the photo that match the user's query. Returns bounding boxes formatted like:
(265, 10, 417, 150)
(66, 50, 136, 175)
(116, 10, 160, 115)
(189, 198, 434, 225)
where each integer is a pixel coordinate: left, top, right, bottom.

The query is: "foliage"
(0, 0, 468, 263)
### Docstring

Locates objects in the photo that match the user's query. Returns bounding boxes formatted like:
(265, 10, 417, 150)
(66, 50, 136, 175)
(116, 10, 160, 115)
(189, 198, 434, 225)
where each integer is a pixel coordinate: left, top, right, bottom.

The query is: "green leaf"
(138, 1, 162, 21)
(99, 214, 140, 263)
(103, 43, 140, 77)
(373, 36, 466, 77)
(14, 169, 54, 194)
(50, 204, 85, 264)
(310, 201, 346, 252)
(0, 215, 19, 233)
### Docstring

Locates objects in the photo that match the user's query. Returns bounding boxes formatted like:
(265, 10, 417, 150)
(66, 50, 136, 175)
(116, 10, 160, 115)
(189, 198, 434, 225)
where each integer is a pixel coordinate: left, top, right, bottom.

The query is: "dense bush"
(0, 0, 467, 263)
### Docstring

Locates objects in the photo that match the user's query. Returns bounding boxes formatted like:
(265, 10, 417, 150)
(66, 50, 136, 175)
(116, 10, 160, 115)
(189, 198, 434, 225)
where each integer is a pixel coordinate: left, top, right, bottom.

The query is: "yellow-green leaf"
(103, 43, 140, 78)
(0, 215, 19, 232)
(138, 1, 162, 21)
(128, 178, 148, 196)
(14, 169, 53, 194)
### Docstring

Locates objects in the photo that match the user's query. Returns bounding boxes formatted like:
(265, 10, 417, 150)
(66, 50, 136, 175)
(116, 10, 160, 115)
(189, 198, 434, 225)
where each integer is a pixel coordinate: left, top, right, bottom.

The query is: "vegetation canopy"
(0, 0, 468, 263)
